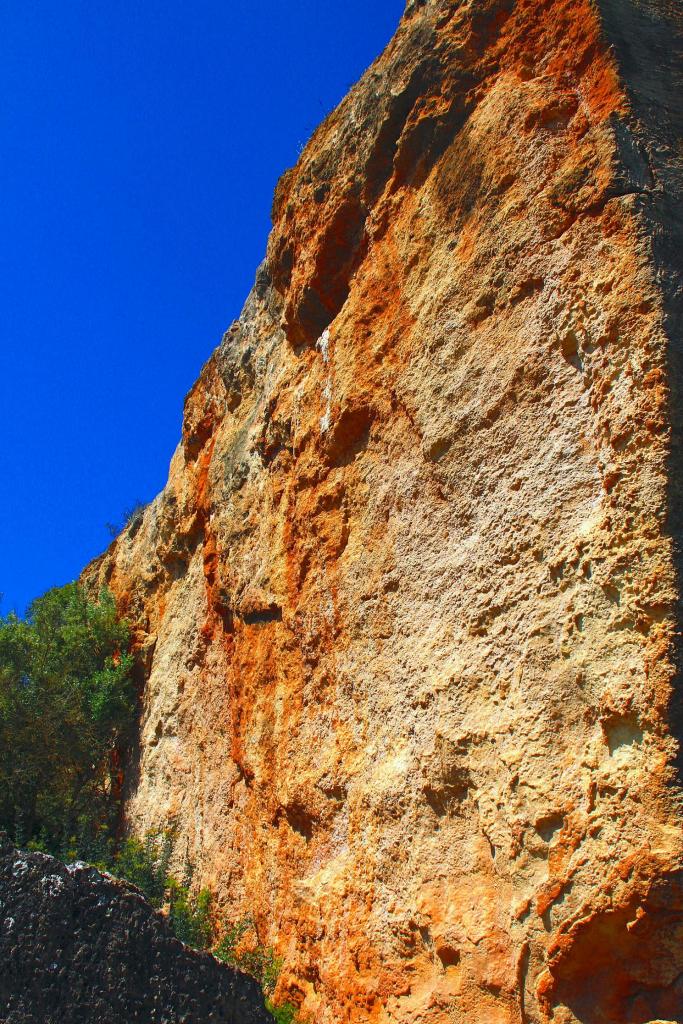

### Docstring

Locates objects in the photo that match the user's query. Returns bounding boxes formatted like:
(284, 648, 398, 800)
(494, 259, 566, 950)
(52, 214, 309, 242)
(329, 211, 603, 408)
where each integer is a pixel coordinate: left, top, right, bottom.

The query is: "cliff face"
(0, 839, 269, 1024)
(84, 1, 683, 1021)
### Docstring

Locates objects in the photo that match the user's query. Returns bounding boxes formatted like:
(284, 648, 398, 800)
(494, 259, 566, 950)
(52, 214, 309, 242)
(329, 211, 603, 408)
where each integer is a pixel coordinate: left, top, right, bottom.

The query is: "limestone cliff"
(84, 1, 683, 1021)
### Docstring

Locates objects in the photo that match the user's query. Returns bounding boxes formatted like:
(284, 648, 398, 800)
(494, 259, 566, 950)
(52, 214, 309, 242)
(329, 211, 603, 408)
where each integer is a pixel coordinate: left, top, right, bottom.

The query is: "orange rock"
(84, 0, 683, 1020)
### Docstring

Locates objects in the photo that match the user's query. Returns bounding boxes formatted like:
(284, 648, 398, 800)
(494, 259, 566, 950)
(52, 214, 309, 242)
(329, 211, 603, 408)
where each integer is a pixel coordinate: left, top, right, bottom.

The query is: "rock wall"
(0, 839, 270, 1024)
(84, 1, 683, 1021)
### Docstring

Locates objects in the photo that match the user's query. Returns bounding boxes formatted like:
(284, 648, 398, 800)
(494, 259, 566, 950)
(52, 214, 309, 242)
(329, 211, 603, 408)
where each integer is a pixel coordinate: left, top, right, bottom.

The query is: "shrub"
(168, 896, 300, 1019)
(215, 916, 300, 1019)
(105, 501, 147, 539)
(169, 880, 213, 949)
(108, 829, 211, 949)
(265, 1001, 299, 1024)
(123, 502, 147, 533)
(111, 830, 173, 908)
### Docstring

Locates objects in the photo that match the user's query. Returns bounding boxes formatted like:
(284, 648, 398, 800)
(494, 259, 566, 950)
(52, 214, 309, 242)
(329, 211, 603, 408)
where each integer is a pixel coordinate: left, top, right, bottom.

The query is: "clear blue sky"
(0, 0, 403, 615)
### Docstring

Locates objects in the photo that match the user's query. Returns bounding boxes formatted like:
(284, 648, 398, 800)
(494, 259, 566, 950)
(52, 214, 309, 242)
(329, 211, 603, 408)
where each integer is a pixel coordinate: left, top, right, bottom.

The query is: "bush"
(111, 831, 173, 907)
(107, 829, 212, 949)
(265, 1000, 299, 1024)
(215, 916, 300, 1019)
(169, 880, 213, 949)
(123, 502, 147, 533)
(0, 583, 134, 855)
(105, 501, 147, 540)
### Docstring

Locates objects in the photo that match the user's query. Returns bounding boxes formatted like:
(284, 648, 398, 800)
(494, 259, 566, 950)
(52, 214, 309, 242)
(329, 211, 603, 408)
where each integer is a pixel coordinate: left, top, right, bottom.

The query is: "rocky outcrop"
(84, 1, 683, 1021)
(0, 840, 270, 1024)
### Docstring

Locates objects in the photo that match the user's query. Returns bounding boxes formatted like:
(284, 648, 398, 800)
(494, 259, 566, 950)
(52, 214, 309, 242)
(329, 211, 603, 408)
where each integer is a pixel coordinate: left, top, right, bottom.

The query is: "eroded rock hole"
(535, 813, 564, 844)
(242, 605, 283, 626)
(602, 714, 643, 755)
(280, 804, 314, 842)
(436, 943, 460, 969)
(560, 329, 583, 371)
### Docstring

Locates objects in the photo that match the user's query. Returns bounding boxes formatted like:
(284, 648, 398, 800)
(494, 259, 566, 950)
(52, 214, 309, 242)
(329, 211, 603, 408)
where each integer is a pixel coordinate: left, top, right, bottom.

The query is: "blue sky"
(0, 0, 403, 615)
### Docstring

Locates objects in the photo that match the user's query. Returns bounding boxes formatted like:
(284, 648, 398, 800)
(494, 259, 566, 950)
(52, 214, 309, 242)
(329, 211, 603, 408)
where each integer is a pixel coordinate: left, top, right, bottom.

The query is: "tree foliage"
(0, 583, 135, 855)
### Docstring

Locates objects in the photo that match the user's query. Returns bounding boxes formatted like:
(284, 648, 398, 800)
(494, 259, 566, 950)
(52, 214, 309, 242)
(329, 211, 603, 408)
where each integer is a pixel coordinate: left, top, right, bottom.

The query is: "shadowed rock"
(0, 839, 271, 1024)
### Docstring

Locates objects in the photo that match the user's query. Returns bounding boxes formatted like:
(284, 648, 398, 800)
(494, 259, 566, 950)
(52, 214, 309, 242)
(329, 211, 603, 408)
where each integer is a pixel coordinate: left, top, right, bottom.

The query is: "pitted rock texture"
(0, 840, 270, 1024)
(84, 1, 683, 1022)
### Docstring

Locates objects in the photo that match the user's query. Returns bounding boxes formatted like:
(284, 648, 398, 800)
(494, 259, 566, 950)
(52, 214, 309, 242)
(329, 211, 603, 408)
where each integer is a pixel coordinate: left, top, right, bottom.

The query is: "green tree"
(0, 583, 134, 855)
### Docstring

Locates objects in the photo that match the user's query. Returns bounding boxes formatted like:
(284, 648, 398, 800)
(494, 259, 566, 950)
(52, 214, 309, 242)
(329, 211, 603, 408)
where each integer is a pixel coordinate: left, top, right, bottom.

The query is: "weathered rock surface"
(84, 1, 683, 1021)
(0, 839, 270, 1024)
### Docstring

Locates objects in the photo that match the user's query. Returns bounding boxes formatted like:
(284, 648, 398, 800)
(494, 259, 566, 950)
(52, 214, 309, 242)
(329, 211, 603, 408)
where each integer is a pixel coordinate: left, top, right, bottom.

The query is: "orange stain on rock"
(83, 0, 683, 1020)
